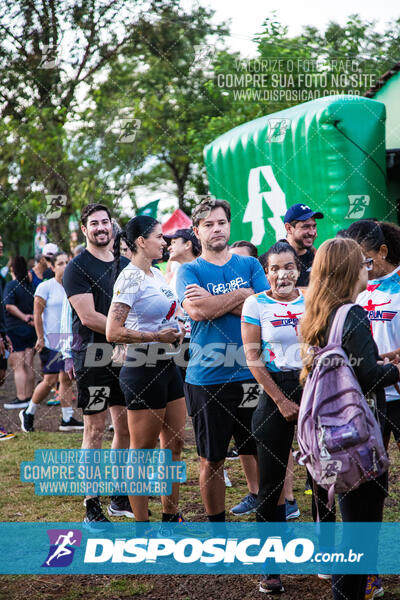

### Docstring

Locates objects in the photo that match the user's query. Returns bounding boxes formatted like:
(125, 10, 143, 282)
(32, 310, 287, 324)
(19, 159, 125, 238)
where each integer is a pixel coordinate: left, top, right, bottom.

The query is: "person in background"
(30, 254, 48, 290)
(164, 229, 201, 294)
(41, 243, 59, 280)
(120, 239, 133, 260)
(283, 203, 323, 287)
(19, 252, 83, 433)
(3, 257, 36, 410)
(300, 237, 400, 600)
(230, 240, 258, 258)
(0, 234, 15, 439)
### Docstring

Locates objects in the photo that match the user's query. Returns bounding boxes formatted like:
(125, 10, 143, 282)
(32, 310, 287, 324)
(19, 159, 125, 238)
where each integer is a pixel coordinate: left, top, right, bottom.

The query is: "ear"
(136, 235, 145, 249)
(380, 243, 388, 260)
(284, 223, 291, 235)
(192, 226, 200, 240)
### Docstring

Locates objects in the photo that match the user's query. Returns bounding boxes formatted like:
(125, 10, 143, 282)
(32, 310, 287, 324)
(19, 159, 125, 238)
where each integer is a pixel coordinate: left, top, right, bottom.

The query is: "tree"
(0, 0, 157, 251)
(80, 0, 228, 214)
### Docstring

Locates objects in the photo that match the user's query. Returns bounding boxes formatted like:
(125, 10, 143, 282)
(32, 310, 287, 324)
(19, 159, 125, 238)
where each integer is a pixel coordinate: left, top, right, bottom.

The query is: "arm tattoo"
(110, 302, 130, 324)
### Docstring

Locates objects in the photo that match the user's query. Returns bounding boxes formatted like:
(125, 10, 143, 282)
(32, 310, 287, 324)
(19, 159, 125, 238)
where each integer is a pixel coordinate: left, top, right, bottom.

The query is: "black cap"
(164, 228, 200, 253)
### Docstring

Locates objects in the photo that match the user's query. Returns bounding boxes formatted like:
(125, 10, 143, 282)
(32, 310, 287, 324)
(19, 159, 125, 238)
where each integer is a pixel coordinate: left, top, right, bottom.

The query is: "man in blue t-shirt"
(176, 198, 269, 522)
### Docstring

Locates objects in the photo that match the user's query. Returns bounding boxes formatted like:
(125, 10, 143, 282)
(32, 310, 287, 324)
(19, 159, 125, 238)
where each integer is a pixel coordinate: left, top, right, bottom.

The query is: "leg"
(283, 451, 294, 501)
(239, 454, 259, 495)
(159, 397, 186, 515)
(58, 371, 73, 407)
(8, 351, 28, 400)
(109, 404, 130, 449)
(199, 457, 226, 516)
(31, 373, 58, 405)
(126, 408, 165, 521)
(23, 347, 35, 399)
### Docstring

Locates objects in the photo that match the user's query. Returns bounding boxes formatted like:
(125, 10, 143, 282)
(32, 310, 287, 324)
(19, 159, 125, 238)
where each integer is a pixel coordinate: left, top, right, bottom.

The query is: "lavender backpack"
(297, 304, 389, 506)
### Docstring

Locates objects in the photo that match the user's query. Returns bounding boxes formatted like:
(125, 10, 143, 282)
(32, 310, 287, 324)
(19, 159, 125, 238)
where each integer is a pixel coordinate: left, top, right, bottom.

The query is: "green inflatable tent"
(204, 95, 394, 252)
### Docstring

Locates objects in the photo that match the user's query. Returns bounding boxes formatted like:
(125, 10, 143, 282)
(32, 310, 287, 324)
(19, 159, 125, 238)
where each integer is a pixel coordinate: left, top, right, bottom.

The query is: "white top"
(357, 266, 400, 401)
(112, 263, 179, 333)
(241, 290, 305, 371)
(34, 278, 67, 350)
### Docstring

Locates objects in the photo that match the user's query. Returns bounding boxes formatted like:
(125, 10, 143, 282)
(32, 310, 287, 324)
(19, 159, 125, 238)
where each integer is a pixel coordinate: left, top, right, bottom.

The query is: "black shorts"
(383, 399, 400, 443)
(184, 379, 260, 462)
(0, 356, 7, 370)
(73, 350, 125, 415)
(120, 358, 184, 410)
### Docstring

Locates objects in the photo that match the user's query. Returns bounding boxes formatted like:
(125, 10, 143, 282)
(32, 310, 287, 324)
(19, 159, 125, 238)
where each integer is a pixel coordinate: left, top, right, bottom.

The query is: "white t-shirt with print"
(357, 266, 400, 402)
(34, 278, 67, 350)
(241, 291, 305, 372)
(112, 263, 179, 334)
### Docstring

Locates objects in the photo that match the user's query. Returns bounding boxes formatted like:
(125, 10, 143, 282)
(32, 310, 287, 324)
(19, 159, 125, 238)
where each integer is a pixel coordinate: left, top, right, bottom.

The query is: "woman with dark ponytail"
(106, 216, 186, 523)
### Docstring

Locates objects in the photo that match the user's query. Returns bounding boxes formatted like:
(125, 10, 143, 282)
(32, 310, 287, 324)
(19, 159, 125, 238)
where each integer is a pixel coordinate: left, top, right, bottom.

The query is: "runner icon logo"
(42, 529, 82, 568)
(239, 383, 262, 408)
(86, 386, 111, 412)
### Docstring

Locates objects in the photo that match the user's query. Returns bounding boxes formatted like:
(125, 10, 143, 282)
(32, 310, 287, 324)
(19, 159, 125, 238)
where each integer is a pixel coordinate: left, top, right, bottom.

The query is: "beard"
(88, 231, 111, 247)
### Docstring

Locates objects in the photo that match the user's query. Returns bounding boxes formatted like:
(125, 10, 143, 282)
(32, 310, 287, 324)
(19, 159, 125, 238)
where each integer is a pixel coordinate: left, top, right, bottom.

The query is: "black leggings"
(252, 371, 302, 522)
(331, 472, 387, 600)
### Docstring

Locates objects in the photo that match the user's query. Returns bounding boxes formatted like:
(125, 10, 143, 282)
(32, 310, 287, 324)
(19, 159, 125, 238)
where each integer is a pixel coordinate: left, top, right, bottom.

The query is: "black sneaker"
(5, 398, 29, 410)
(259, 575, 284, 594)
(83, 497, 111, 530)
(19, 409, 34, 432)
(59, 417, 84, 431)
(108, 496, 135, 518)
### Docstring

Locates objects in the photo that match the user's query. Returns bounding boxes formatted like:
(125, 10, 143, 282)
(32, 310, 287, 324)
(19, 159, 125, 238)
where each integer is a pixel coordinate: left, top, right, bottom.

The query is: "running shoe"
(317, 574, 332, 581)
(108, 496, 135, 518)
(19, 409, 34, 432)
(365, 575, 384, 599)
(59, 417, 84, 431)
(47, 388, 60, 406)
(4, 398, 29, 409)
(230, 492, 257, 515)
(0, 426, 15, 441)
(285, 498, 300, 520)
(226, 446, 239, 460)
(259, 575, 284, 594)
(83, 497, 111, 530)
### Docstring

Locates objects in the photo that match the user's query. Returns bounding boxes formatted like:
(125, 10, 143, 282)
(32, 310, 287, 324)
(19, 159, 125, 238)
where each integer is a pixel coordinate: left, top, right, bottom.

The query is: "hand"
(24, 314, 34, 326)
(277, 398, 299, 422)
(64, 357, 75, 380)
(35, 338, 45, 353)
(184, 284, 211, 300)
(177, 321, 186, 344)
(5, 336, 13, 353)
(156, 327, 181, 344)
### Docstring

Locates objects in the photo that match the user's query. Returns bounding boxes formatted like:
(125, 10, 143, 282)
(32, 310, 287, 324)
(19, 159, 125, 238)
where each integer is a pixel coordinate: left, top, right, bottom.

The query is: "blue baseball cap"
(284, 203, 324, 224)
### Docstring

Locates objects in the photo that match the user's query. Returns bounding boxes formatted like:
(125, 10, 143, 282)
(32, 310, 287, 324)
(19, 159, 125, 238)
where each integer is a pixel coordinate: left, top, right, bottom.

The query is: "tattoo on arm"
(110, 302, 130, 324)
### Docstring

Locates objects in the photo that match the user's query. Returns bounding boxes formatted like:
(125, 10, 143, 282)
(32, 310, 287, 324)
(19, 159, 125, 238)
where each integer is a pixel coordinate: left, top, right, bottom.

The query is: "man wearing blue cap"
(283, 203, 324, 287)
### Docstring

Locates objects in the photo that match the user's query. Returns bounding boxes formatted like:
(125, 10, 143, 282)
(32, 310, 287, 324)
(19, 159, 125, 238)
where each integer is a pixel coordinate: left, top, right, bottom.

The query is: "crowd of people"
(1, 199, 400, 599)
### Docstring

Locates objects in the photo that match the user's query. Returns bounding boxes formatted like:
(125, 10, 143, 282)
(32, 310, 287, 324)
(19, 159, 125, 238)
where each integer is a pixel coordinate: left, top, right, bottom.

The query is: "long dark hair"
(113, 216, 159, 281)
(11, 256, 29, 283)
(346, 220, 400, 266)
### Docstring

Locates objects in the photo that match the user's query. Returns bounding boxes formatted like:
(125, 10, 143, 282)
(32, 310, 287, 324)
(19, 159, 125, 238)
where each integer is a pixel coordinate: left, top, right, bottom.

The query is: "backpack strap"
(327, 303, 356, 346)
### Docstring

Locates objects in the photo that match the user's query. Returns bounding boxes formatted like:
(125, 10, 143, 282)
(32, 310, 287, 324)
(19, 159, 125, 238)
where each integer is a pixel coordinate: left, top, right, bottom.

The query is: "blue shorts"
(40, 347, 65, 374)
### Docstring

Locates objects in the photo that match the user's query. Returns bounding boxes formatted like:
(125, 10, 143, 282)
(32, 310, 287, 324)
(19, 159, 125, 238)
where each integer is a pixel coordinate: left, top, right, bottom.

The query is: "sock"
(26, 400, 37, 415)
(286, 499, 295, 505)
(162, 512, 180, 522)
(62, 407, 74, 421)
(275, 503, 286, 522)
(207, 511, 225, 522)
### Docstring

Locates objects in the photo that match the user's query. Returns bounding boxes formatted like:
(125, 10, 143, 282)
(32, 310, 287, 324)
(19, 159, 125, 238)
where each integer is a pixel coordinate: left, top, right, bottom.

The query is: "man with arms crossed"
(177, 198, 268, 521)
(63, 203, 130, 526)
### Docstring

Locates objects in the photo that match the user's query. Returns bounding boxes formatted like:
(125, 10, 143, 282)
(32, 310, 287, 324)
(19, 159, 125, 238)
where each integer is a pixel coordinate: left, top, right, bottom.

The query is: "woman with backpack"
(300, 237, 400, 600)
(241, 240, 304, 594)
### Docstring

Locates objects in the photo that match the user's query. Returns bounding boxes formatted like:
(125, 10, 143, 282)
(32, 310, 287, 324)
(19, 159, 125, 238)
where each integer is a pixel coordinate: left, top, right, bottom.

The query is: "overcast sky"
(207, 0, 397, 56)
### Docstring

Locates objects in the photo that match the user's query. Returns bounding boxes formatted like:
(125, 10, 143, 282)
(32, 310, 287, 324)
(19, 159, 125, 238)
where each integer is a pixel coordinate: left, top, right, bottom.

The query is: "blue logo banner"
(1, 522, 399, 574)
